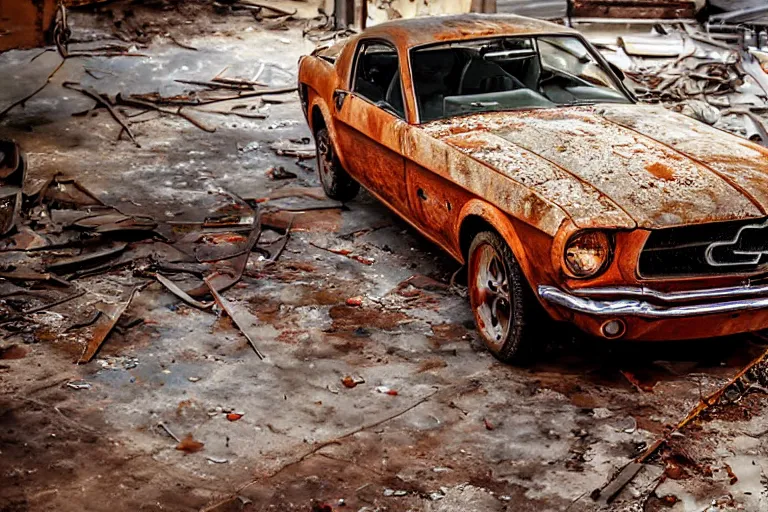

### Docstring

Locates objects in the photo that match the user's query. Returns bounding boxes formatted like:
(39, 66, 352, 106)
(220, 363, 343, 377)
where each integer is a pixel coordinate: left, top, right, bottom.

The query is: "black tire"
(467, 231, 540, 364)
(315, 127, 359, 202)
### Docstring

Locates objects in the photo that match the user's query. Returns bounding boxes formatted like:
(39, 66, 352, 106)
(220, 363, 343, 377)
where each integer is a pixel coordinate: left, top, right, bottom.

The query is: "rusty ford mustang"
(298, 14, 768, 362)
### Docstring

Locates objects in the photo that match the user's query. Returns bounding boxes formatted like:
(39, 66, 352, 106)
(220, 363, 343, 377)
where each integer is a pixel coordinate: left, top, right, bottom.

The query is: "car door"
(333, 40, 409, 215)
(401, 48, 474, 255)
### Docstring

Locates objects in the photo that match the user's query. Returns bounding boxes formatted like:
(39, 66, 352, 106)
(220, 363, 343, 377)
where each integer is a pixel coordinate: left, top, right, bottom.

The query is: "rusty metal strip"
(592, 462, 645, 504)
(47, 242, 128, 273)
(77, 287, 138, 364)
(204, 275, 265, 360)
(636, 344, 768, 464)
(156, 273, 212, 310)
(62, 82, 140, 147)
(186, 213, 262, 298)
(266, 217, 294, 263)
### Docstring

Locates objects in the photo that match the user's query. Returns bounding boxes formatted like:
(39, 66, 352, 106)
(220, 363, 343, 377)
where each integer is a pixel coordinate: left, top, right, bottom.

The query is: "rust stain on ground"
(328, 305, 409, 332)
(0, 344, 28, 359)
(429, 322, 470, 348)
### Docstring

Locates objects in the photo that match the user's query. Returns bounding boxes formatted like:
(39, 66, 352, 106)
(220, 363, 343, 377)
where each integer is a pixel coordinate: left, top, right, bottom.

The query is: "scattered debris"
(205, 275, 265, 360)
(591, 463, 645, 504)
(375, 386, 398, 396)
(309, 242, 375, 265)
(270, 139, 316, 160)
(63, 82, 141, 147)
(621, 370, 655, 393)
(156, 273, 213, 310)
(176, 433, 205, 454)
(345, 296, 363, 307)
(0, 140, 26, 235)
(266, 166, 297, 180)
(66, 380, 92, 390)
(77, 287, 139, 364)
(593, 22, 768, 143)
(157, 422, 181, 443)
(341, 375, 364, 388)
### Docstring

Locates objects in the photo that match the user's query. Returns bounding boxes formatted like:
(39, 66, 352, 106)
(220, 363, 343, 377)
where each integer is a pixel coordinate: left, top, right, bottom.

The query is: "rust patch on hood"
(425, 106, 763, 229)
(599, 104, 768, 216)
(646, 162, 676, 181)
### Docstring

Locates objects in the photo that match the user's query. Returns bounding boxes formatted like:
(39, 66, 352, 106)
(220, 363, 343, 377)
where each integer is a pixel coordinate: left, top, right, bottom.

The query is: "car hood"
(422, 104, 768, 230)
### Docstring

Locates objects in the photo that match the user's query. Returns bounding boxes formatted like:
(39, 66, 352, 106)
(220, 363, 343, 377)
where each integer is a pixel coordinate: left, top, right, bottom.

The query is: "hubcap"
(470, 243, 512, 349)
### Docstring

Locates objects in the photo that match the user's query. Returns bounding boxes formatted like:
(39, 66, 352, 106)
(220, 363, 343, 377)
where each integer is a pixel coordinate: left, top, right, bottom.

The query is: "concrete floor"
(1, 4, 768, 512)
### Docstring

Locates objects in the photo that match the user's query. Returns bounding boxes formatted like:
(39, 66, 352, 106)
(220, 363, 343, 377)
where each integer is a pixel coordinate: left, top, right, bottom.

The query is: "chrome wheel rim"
(316, 131, 333, 187)
(471, 243, 512, 349)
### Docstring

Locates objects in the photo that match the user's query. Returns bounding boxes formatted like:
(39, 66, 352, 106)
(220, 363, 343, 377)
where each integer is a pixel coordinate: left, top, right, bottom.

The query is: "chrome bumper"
(538, 283, 768, 319)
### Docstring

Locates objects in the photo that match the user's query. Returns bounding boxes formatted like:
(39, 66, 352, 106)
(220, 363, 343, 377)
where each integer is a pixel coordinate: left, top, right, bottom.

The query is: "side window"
(352, 41, 405, 118)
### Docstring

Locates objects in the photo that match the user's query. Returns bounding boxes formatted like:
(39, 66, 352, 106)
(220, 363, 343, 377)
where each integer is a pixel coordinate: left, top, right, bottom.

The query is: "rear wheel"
(468, 231, 539, 363)
(315, 127, 359, 202)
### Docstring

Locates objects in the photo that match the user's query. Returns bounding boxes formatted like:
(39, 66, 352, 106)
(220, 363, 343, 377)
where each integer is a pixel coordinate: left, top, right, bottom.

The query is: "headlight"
(564, 231, 612, 278)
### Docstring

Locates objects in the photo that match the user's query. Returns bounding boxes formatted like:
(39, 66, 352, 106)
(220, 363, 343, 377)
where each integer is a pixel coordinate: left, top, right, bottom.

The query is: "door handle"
(333, 89, 348, 111)
(417, 188, 427, 201)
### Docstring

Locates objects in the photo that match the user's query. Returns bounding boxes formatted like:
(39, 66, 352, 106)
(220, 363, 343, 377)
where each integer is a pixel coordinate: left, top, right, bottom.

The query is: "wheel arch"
(457, 200, 538, 290)
(307, 94, 351, 172)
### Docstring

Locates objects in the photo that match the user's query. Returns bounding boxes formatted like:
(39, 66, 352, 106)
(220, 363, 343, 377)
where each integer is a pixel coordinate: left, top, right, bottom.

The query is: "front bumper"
(538, 283, 768, 319)
(538, 283, 768, 340)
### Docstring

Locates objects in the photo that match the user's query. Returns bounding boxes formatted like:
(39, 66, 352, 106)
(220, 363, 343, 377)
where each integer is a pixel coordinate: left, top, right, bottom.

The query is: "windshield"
(409, 35, 631, 123)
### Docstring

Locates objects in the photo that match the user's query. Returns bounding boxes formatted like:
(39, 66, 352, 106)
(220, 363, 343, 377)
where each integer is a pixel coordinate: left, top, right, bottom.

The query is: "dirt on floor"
(2, 2, 768, 512)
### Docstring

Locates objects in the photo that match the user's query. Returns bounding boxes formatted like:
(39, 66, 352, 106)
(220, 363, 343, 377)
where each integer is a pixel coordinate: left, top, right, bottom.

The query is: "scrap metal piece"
(592, 462, 645, 504)
(186, 214, 262, 298)
(157, 421, 181, 443)
(77, 287, 138, 364)
(571, 0, 696, 19)
(709, 5, 768, 25)
(204, 275, 265, 360)
(618, 35, 685, 58)
(47, 242, 128, 273)
(0, 188, 21, 236)
(44, 174, 104, 207)
(0, 140, 26, 235)
(156, 273, 212, 310)
(62, 82, 140, 148)
(0, 139, 21, 180)
(66, 310, 102, 331)
(73, 213, 130, 228)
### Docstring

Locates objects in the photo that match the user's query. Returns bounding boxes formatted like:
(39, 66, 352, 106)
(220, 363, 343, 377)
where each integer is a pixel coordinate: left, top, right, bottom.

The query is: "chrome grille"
(638, 218, 768, 278)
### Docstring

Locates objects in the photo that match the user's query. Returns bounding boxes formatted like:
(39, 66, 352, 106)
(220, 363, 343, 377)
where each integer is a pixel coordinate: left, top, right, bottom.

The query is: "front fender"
(458, 199, 562, 303)
(458, 199, 532, 272)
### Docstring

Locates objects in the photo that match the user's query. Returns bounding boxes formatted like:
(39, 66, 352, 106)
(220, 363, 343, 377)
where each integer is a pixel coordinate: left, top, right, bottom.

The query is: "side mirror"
(608, 61, 625, 81)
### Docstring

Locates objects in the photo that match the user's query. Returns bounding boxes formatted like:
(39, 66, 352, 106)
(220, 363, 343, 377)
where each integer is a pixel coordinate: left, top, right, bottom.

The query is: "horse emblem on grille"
(705, 221, 768, 267)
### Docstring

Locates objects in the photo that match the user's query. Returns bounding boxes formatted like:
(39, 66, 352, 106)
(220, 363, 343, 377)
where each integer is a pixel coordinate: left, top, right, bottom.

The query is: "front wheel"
(315, 127, 359, 202)
(468, 231, 540, 364)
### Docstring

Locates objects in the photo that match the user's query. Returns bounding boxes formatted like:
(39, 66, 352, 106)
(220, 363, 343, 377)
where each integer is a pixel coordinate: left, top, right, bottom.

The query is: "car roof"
(358, 13, 576, 50)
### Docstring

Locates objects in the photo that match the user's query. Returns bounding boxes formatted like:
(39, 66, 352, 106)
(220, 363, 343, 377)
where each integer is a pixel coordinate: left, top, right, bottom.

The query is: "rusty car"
(298, 14, 768, 362)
